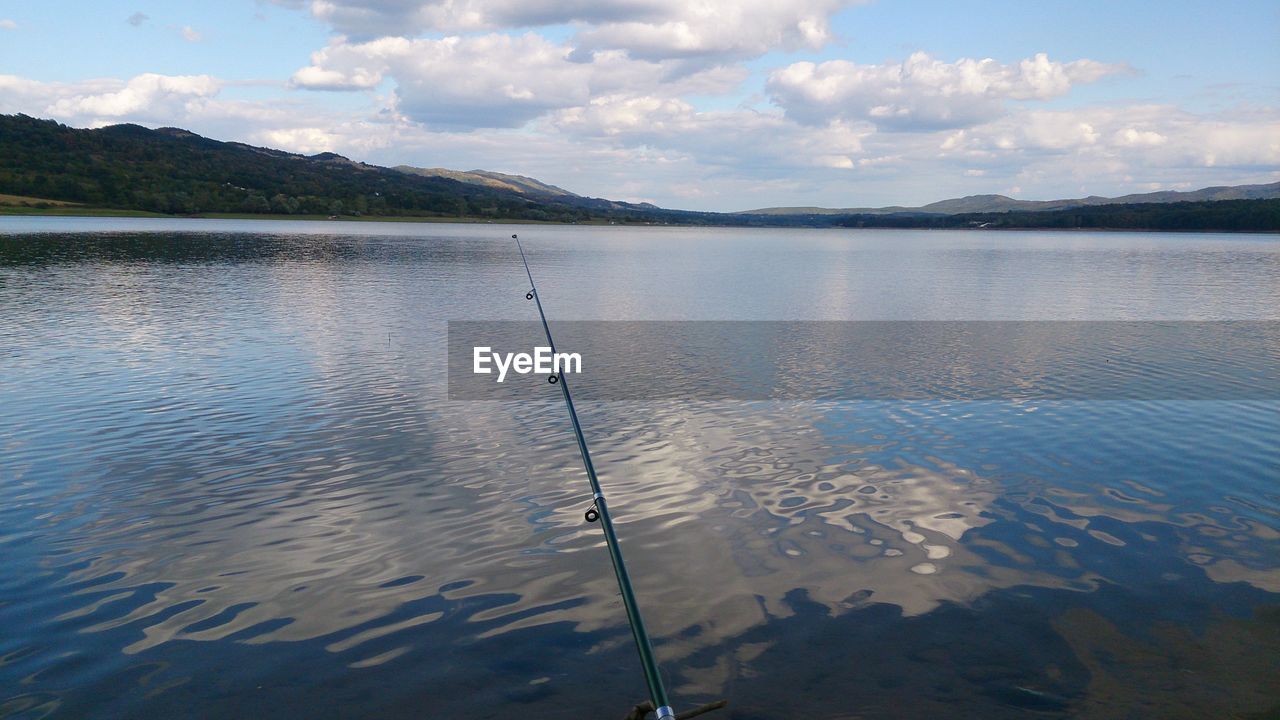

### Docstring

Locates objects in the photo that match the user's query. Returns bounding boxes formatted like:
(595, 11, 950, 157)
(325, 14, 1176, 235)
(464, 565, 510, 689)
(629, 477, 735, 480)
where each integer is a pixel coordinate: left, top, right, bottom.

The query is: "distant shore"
(2, 200, 1278, 233)
(0, 205, 609, 225)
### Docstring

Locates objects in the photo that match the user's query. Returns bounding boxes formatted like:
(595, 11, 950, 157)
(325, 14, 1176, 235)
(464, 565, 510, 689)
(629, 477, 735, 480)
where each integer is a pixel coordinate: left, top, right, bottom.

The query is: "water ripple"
(2, 223, 1277, 718)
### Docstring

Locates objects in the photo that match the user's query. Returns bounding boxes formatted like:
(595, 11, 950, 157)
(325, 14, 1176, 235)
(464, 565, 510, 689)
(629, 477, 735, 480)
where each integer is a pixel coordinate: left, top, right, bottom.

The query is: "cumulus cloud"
(257, 126, 344, 154)
(551, 95, 869, 172)
(574, 0, 853, 61)
(126, 12, 148, 26)
(768, 52, 1128, 129)
(0, 71, 391, 157)
(292, 35, 591, 127)
(181, 25, 203, 42)
(299, 0, 656, 35)
(1114, 128, 1167, 147)
(552, 94, 696, 137)
(925, 104, 1280, 205)
(1016, 112, 1102, 150)
(0, 19, 17, 30)
(36, 73, 222, 122)
(0, 75, 115, 114)
(2, 22, 1276, 213)
(280, 0, 856, 61)
(275, 30, 1275, 207)
(939, 105, 1280, 167)
(290, 34, 747, 128)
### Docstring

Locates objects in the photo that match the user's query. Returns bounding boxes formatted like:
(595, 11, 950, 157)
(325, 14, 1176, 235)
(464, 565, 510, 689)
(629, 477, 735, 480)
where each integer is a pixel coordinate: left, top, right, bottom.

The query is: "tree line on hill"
(828, 199, 1280, 232)
(1, 113, 1276, 231)
(0, 114, 609, 221)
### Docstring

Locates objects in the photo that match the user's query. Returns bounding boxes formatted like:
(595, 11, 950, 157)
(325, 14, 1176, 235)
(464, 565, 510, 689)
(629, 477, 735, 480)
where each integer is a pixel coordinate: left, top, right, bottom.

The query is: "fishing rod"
(512, 234, 725, 720)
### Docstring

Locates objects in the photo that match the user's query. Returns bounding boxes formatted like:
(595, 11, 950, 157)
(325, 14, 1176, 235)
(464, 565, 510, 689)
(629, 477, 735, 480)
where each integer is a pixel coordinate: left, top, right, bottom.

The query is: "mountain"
(394, 166, 578, 198)
(0, 113, 1275, 231)
(744, 182, 1280, 216)
(0, 114, 647, 222)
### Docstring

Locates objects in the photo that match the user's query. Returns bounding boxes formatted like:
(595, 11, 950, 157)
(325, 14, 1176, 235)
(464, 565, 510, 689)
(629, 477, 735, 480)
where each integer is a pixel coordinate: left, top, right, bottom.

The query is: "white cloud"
(0, 75, 117, 114)
(290, 65, 373, 90)
(355, 115, 869, 206)
(281, 8, 1270, 208)
(552, 94, 695, 136)
(0, 19, 17, 30)
(1017, 113, 1101, 150)
(181, 26, 203, 42)
(942, 105, 1280, 167)
(290, 34, 748, 128)
(551, 95, 869, 173)
(257, 126, 343, 154)
(0, 71, 396, 157)
(300, 0, 649, 34)
(767, 52, 1128, 129)
(574, 0, 855, 61)
(1114, 127, 1167, 147)
(2, 30, 1277, 214)
(38, 73, 220, 121)
(924, 104, 1280, 202)
(1192, 119, 1280, 168)
(293, 34, 591, 127)
(281, 0, 857, 62)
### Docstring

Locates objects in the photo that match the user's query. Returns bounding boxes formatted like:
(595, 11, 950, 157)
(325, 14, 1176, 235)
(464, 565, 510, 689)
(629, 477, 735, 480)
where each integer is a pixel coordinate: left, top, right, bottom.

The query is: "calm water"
(1, 218, 1278, 719)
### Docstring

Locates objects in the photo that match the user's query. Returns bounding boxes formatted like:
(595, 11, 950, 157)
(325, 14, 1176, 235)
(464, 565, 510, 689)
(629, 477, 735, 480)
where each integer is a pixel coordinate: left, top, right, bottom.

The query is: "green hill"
(0, 113, 1275, 231)
(393, 166, 578, 198)
(0, 114, 604, 221)
(833, 199, 1280, 232)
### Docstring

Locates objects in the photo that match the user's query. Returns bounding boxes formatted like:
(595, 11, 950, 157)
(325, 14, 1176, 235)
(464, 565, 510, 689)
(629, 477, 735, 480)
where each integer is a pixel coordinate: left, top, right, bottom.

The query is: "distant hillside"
(0, 114, 1274, 231)
(0, 114, 629, 222)
(746, 182, 1280, 216)
(832, 199, 1280, 232)
(394, 166, 578, 198)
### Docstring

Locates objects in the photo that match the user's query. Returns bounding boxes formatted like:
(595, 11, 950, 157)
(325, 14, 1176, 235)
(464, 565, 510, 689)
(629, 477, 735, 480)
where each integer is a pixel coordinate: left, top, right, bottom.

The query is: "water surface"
(2, 219, 1278, 719)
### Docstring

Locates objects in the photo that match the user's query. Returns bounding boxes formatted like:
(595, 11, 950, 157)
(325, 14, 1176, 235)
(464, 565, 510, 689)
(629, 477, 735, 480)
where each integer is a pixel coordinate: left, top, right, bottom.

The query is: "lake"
(1, 218, 1278, 719)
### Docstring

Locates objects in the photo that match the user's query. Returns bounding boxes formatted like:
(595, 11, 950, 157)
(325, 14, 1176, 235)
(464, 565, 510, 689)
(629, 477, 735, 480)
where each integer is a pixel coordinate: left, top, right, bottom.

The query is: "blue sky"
(1, 1, 1277, 210)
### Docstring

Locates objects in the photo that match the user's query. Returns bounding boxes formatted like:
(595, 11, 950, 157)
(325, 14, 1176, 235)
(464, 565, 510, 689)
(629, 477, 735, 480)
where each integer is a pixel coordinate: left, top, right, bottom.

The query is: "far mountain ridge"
(394, 166, 578, 198)
(0, 114, 679, 222)
(744, 182, 1280, 216)
(1, 114, 1276, 231)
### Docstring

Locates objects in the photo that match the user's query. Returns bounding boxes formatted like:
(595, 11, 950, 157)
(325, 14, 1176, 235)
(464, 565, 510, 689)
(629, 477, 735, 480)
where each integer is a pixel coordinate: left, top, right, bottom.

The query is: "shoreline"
(1, 205, 1277, 234)
(0, 206, 597, 224)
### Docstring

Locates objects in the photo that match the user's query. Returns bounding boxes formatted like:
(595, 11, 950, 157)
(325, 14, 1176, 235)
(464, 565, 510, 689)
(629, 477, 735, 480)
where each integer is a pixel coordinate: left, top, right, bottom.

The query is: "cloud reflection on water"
(2, 224, 1277, 718)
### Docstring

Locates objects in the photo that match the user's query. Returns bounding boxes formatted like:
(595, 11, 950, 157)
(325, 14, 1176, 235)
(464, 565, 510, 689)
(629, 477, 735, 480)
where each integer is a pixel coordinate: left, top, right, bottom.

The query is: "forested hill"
(0, 114, 669, 222)
(1, 113, 1276, 231)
